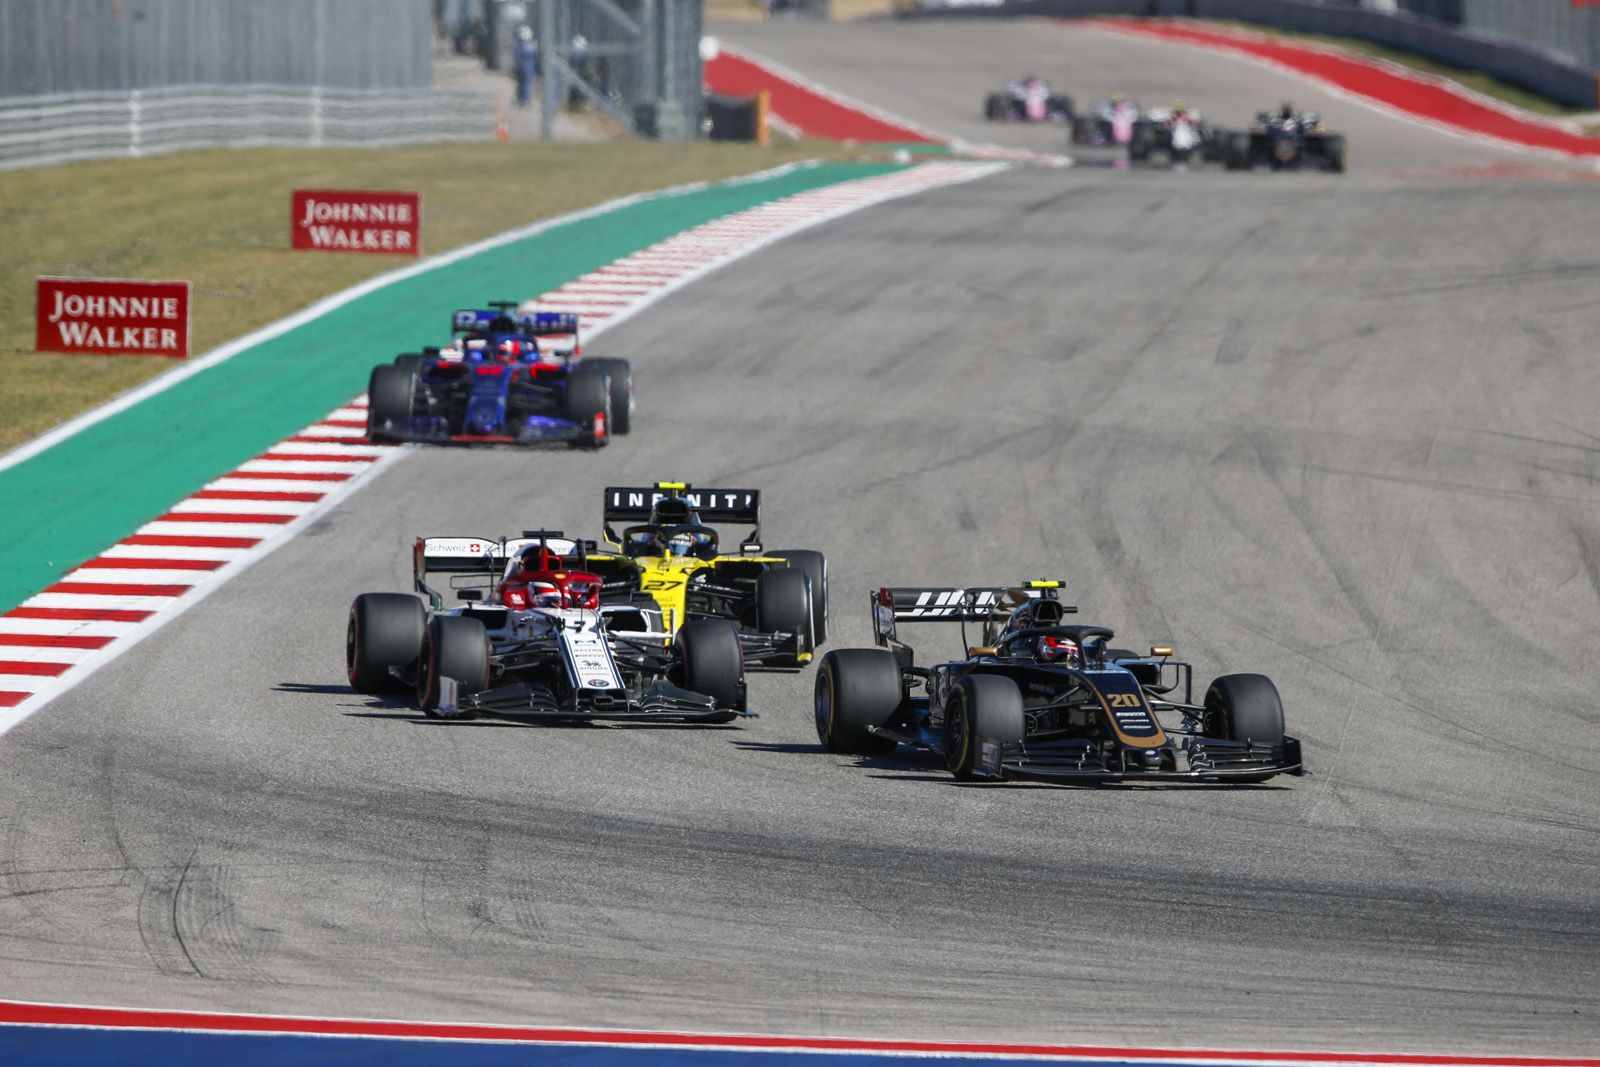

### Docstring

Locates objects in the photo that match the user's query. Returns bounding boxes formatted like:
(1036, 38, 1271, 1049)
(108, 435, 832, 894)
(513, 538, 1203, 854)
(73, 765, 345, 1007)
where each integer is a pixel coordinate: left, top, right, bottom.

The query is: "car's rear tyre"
(756, 566, 813, 665)
(581, 357, 633, 434)
(677, 618, 744, 718)
(1205, 673, 1285, 782)
(1129, 121, 1154, 162)
(984, 93, 1007, 121)
(814, 649, 900, 756)
(770, 549, 827, 645)
(393, 353, 423, 374)
(346, 593, 425, 693)
(1322, 134, 1347, 173)
(945, 674, 1025, 781)
(367, 363, 415, 444)
(417, 614, 489, 718)
(1225, 131, 1252, 171)
(1046, 93, 1073, 122)
(563, 363, 612, 448)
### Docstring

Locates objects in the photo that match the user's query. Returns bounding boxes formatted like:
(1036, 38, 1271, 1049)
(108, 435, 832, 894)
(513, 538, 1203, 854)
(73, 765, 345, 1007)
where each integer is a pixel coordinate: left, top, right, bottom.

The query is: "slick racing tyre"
(756, 566, 814, 666)
(677, 619, 745, 719)
(392, 353, 424, 374)
(1322, 134, 1347, 174)
(367, 363, 416, 444)
(346, 593, 425, 693)
(814, 649, 900, 756)
(1225, 131, 1252, 171)
(1204, 673, 1285, 783)
(1129, 121, 1154, 163)
(581, 358, 634, 435)
(770, 549, 827, 645)
(984, 93, 1008, 121)
(945, 674, 1024, 781)
(417, 614, 489, 718)
(563, 363, 612, 448)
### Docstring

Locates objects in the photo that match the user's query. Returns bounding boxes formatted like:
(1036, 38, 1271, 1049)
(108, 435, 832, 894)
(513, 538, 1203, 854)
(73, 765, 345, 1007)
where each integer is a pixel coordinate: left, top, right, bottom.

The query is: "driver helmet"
(497, 338, 523, 361)
(529, 581, 564, 608)
(665, 532, 696, 558)
(1036, 635, 1080, 667)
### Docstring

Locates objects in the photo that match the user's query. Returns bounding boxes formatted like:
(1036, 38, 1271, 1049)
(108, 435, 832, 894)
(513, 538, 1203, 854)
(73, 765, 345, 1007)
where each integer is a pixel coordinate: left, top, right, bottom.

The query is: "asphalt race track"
(2, 17, 1597, 1056)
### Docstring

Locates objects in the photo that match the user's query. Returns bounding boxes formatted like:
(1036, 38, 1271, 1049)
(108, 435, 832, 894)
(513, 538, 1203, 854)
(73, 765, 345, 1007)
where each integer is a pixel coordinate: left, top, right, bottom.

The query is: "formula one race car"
(1223, 105, 1346, 172)
(1070, 95, 1141, 146)
(345, 531, 747, 722)
(365, 304, 634, 448)
(814, 581, 1305, 783)
(984, 76, 1073, 123)
(575, 482, 827, 669)
(1128, 103, 1223, 165)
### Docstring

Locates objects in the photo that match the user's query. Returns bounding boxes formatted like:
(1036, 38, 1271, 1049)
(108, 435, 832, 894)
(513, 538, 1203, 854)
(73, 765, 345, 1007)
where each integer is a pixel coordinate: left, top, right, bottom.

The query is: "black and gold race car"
(815, 581, 1304, 783)
(577, 482, 828, 669)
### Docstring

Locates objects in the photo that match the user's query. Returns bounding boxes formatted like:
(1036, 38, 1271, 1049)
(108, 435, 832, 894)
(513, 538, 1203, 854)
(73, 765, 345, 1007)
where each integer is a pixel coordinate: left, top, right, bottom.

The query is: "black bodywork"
(818, 584, 1304, 783)
(1224, 110, 1347, 172)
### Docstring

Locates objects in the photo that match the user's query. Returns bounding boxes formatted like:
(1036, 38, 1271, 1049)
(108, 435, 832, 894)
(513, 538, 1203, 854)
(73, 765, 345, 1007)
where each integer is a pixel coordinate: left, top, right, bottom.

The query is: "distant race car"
(345, 531, 748, 722)
(814, 580, 1305, 783)
(1128, 104, 1223, 165)
(1069, 96, 1141, 146)
(1223, 106, 1347, 172)
(365, 303, 634, 448)
(984, 76, 1072, 123)
(577, 482, 828, 669)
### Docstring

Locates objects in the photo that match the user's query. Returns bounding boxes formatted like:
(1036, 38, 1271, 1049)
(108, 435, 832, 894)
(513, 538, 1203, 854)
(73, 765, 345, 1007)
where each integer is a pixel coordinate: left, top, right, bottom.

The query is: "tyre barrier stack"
(703, 90, 772, 144)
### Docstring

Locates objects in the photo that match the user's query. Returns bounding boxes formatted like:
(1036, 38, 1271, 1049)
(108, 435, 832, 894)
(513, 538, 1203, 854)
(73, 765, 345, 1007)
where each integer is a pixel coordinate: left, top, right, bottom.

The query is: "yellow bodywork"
(590, 548, 806, 660)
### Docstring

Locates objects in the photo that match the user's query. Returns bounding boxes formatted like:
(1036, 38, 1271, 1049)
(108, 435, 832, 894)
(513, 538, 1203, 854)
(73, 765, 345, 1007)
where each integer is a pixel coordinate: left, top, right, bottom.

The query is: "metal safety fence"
(0, 0, 435, 97)
(0, 85, 494, 171)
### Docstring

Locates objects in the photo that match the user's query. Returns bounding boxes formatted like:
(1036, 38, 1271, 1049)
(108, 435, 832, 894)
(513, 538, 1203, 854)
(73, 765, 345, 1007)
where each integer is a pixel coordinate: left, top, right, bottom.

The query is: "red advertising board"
(291, 189, 421, 255)
(35, 277, 191, 358)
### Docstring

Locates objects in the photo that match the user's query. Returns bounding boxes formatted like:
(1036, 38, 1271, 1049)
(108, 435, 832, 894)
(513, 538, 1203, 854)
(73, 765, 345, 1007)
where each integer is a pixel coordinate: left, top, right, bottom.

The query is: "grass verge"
(1204, 19, 1590, 118)
(0, 138, 846, 455)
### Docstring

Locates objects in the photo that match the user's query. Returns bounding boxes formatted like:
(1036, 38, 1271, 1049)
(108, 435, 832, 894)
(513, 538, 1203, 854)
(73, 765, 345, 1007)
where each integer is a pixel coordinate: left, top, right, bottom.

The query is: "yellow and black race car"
(578, 482, 827, 669)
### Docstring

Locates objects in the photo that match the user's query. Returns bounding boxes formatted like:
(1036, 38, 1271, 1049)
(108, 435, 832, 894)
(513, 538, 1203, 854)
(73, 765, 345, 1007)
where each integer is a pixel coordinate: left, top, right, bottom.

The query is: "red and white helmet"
(1036, 635, 1080, 667)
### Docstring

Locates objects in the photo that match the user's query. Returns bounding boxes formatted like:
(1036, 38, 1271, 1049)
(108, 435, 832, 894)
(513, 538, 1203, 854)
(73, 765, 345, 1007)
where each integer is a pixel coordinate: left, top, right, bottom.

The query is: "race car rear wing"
(412, 531, 597, 608)
(872, 581, 1075, 654)
(602, 482, 762, 549)
(451, 308, 581, 337)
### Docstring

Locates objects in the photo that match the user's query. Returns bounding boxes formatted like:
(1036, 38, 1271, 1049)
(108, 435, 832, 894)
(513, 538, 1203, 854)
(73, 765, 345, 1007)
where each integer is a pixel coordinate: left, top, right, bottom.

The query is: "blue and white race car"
(366, 303, 633, 448)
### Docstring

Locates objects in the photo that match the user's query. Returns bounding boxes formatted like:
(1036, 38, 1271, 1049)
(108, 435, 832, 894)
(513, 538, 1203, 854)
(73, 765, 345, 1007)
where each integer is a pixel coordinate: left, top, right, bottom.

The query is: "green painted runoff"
(0, 161, 901, 611)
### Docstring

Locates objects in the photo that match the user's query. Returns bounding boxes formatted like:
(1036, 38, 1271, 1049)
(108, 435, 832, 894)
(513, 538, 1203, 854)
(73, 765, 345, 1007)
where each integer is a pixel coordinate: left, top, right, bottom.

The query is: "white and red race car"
(346, 533, 748, 723)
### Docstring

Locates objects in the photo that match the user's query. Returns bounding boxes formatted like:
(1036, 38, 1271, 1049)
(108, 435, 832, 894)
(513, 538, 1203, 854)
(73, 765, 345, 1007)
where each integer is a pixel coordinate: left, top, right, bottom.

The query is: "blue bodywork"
(384, 309, 597, 444)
